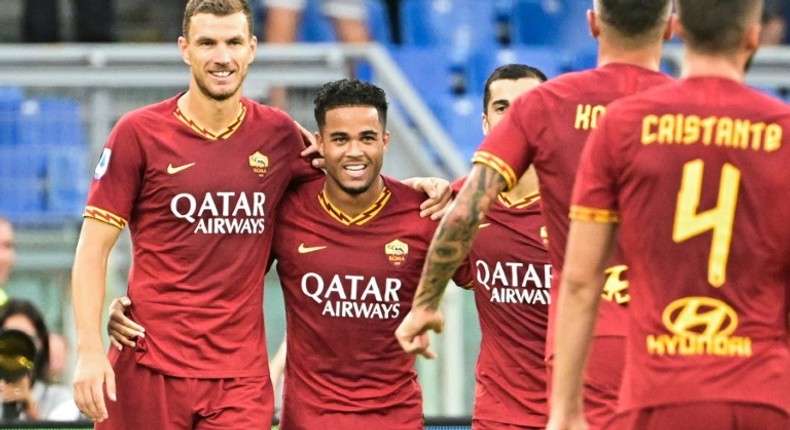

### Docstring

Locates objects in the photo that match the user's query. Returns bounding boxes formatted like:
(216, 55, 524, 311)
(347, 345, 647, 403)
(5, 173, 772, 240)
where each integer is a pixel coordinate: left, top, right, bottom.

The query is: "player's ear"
(382, 130, 390, 151)
(663, 13, 676, 41)
(248, 35, 258, 65)
(744, 22, 761, 52)
(315, 131, 325, 156)
(178, 36, 191, 65)
(587, 9, 601, 39)
(671, 15, 686, 41)
(482, 113, 490, 135)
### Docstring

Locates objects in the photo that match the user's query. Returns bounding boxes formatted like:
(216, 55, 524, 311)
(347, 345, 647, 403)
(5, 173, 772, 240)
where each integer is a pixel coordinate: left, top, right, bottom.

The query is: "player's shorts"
(96, 347, 274, 430)
(472, 419, 544, 429)
(603, 402, 790, 430)
(546, 336, 625, 430)
(262, 0, 366, 20)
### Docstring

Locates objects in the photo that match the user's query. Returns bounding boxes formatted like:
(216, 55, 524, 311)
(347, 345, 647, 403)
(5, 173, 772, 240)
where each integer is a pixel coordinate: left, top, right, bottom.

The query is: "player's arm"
(546, 219, 616, 430)
(71, 217, 122, 422)
(269, 334, 287, 395)
(395, 164, 505, 358)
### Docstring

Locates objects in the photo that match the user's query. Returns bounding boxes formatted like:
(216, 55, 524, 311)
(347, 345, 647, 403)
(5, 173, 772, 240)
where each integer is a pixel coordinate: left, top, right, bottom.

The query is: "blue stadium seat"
(510, 0, 562, 46)
(17, 98, 85, 148)
(0, 146, 46, 222)
(401, 0, 496, 48)
(46, 147, 88, 218)
(388, 47, 457, 105)
(0, 86, 23, 147)
(467, 45, 567, 94)
(429, 94, 485, 164)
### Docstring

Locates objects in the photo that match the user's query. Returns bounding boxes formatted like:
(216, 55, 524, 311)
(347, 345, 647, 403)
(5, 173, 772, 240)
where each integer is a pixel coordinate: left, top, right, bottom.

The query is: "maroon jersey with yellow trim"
(84, 94, 320, 378)
(572, 77, 790, 413)
(472, 64, 673, 352)
(452, 179, 551, 427)
(272, 176, 438, 430)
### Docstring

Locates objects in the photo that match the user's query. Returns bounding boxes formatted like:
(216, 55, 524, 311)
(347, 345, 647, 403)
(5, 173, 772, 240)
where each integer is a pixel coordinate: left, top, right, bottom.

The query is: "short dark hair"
(0, 299, 51, 383)
(314, 79, 389, 130)
(596, 0, 671, 41)
(677, 0, 763, 53)
(182, 0, 254, 39)
(483, 64, 548, 112)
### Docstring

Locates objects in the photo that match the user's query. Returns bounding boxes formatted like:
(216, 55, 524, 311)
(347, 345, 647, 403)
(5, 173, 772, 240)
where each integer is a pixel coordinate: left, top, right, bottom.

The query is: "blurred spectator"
(0, 215, 13, 307)
(262, 0, 370, 107)
(761, 0, 787, 45)
(263, 0, 369, 44)
(47, 334, 68, 384)
(383, 0, 402, 44)
(0, 299, 81, 421)
(23, 0, 114, 42)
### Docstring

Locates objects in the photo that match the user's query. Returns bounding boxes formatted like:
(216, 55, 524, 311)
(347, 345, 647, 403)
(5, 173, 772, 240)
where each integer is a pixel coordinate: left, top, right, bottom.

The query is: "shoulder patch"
(94, 148, 112, 179)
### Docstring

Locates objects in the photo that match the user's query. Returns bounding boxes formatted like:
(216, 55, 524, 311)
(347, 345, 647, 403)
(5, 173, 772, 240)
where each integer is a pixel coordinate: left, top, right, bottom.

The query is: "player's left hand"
(296, 120, 325, 169)
(395, 307, 444, 359)
(403, 177, 452, 220)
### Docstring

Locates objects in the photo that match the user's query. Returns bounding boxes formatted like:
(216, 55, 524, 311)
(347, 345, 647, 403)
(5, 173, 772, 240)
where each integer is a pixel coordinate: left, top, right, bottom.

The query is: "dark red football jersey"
(272, 176, 438, 430)
(572, 77, 790, 414)
(473, 64, 673, 354)
(84, 94, 320, 378)
(452, 179, 551, 427)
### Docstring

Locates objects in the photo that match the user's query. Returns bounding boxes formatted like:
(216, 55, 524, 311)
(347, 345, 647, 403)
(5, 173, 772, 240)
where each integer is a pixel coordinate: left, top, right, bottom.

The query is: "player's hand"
(296, 120, 325, 169)
(403, 177, 452, 220)
(73, 349, 115, 422)
(107, 296, 145, 351)
(395, 307, 444, 359)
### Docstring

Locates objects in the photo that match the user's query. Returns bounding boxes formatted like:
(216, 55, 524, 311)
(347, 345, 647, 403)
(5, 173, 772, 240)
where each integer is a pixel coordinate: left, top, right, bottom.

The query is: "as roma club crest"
(249, 151, 269, 176)
(385, 239, 409, 267)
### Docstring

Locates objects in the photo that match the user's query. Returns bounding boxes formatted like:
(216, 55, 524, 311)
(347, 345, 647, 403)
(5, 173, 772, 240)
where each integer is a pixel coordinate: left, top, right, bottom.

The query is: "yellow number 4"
(673, 159, 741, 287)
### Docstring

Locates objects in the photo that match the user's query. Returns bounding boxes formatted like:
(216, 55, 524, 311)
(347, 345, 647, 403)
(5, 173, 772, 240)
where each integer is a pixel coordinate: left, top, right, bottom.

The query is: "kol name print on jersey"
(170, 191, 266, 234)
(476, 260, 552, 305)
(301, 272, 403, 319)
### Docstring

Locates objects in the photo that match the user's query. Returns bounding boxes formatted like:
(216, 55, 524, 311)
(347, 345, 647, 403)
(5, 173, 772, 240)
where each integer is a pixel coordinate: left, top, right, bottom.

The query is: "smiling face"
(482, 76, 543, 134)
(317, 105, 389, 198)
(178, 11, 257, 102)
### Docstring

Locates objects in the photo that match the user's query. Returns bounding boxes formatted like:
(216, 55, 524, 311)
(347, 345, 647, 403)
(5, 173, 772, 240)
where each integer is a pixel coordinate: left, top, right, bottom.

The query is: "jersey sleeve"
(472, 92, 543, 190)
(452, 256, 475, 290)
(84, 114, 145, 229)
(570, 110, 621, 224)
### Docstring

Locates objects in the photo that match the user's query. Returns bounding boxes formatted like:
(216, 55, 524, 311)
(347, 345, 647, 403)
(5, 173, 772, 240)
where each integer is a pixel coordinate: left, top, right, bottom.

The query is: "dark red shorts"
(547, 336, 625, 430)
(96, 347, 274, 430)
(604, 402, 789, 430)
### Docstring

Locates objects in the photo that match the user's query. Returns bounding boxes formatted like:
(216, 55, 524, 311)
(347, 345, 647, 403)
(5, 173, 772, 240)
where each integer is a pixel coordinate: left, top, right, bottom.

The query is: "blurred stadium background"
(1, 0, 789, 426)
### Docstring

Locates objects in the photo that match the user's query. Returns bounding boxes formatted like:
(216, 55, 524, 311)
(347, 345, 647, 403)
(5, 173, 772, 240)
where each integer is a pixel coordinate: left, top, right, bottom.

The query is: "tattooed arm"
(395, 164, 506, 358)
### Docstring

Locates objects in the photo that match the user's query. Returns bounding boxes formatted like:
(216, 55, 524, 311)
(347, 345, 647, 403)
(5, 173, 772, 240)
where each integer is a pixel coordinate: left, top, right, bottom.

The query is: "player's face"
(317, 106, 390, 196)
(483, 77, 543, 134)
(0, 221, 15, 285)
(179, 12, 257, 102)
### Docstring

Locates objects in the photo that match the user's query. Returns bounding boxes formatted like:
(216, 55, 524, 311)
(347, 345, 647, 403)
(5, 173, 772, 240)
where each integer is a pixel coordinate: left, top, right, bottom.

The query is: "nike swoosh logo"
(478, 223, 491, 229)
(298, 243, 327, 254)
(167, 162, 196, 174)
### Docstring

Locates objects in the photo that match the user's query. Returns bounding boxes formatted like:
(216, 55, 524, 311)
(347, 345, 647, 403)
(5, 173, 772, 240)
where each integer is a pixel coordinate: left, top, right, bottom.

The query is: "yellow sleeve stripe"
(83, 206, 128, 230)
(472, 151, 517, 191)
(569, 205, 620, 224)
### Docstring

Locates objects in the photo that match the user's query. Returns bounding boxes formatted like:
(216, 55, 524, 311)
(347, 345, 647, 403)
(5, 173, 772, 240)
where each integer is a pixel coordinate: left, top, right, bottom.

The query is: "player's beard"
(337, 178, 375, 196)
(194, 69, 245, 102)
